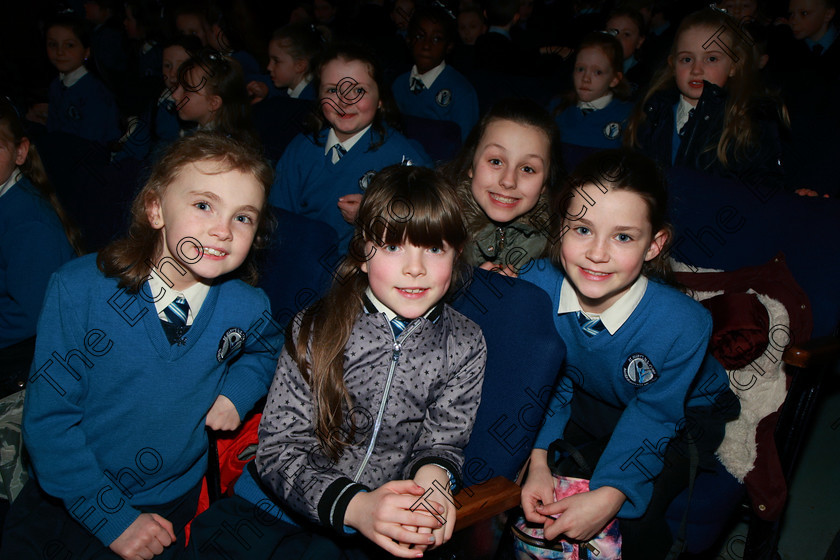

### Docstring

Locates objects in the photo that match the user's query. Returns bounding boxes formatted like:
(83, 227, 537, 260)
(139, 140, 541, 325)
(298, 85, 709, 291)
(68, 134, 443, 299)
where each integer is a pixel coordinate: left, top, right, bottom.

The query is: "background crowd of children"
(0, 0, 837, 559)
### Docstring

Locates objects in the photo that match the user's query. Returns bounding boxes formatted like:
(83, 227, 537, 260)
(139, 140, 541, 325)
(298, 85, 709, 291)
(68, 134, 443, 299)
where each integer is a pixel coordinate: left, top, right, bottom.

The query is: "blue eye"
(326, 87, 337, 94)
(489, 158, 502, 166)
(575, 226, 590, 235)
(236, 215, 253, 224)
(616, 233, 632, 242)
(428, 246, 444, 254)
(385, 244, 400, 252)
(195, 202, 210, 211)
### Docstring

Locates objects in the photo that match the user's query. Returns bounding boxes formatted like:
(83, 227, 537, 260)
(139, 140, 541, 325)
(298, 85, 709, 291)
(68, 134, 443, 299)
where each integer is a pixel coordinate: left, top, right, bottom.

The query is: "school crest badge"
(217, 327, 246, 363)
(603, 121, 622, 140)
(67, 105, 81, 120)
(435, 89, 453, 107)
(623, 353, 658, 386)
(359, 169, 377, 191)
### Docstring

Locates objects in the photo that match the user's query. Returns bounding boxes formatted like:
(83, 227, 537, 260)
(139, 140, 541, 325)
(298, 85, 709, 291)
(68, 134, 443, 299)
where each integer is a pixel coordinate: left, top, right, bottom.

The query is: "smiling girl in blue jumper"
(1, 133, 280, 560)
(519, 149, 738, 560)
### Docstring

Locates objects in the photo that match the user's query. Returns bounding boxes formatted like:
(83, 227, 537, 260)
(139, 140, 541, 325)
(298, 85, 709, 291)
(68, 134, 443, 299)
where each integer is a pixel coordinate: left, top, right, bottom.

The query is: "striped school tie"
(410, 77, 425, 94)
(576, 311, 605, 337)
(163, 296, 190, 345)
(390, 317, 409, 338)
(331, 143, 346, 164)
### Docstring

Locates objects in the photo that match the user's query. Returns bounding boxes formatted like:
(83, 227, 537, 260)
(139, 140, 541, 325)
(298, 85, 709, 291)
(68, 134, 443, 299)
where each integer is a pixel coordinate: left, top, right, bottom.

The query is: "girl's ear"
(644, 229, 668, 262)
(293, 57, 308, 75)
(467, 167, 473, 179)
(14, 138, 30, 166)
(610, 71, 623, 89)
(147, 195, 165, 229)
(208, 93, 223, 112)
(83, 47, 91, 62)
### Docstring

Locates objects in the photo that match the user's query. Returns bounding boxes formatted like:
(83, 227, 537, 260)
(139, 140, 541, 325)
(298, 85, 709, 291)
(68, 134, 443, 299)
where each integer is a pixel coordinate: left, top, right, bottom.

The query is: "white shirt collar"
(60, 66, 88, 88)
(146, 271, 211, 326)
(557, 275, 648, 334)
(288, 74, 312, 98)
(410, 61, 446, 89)
(675, 96, 695, 132)
(577, 92, 613, 111)
(0, 169, 22, 199)
(324, 124, 372, 157)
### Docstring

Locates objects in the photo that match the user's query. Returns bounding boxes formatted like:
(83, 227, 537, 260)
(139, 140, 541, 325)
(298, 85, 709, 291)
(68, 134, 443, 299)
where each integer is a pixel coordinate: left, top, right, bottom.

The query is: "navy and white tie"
(163, 296, 190, 345)
(410, 77, 425, 94)
(331, 143, 346, 164)
(390, 317, 409, 338)
(576, 311, 605, 337)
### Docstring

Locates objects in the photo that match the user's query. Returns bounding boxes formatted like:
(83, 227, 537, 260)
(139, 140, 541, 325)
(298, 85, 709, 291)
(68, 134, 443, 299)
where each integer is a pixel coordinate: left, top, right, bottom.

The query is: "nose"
(499, 165, 516, 190)
(690, 59, 702, 75)
(582, 69, 592, 83)
(403, 248, 426, 277)
(209, 217, 232, 241)
(585, 236, 609, 263)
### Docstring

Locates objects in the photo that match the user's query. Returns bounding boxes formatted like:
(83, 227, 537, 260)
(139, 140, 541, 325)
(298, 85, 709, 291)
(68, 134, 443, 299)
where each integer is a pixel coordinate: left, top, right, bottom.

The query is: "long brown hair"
(0, 98, 84, 256)
(96, 132, 274, 291)
(551, 149, 675, 284)
(624, 7, 770, 166)
(292, 165, 468, 461)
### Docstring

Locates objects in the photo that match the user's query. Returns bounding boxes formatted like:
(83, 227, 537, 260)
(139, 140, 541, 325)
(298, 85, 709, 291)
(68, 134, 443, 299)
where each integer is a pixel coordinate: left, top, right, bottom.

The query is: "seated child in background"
(0, 99, 80, 395)
(519, 149, 739, 560)
(270, 43, 431, 250)
(247, 23, 323, 104)
(41, 16, 121, 145)
(625, 7, 787, 190)
(114, 35, 202, 162)
(391, 5, 479, 142)
(605, 7, 652, 94)
(184, 164, 486, 560)
(0, 132, 281, 560)
(442, 98, 562, 276)
(550, 31, 634, 149)
(170, 48, 259, 146)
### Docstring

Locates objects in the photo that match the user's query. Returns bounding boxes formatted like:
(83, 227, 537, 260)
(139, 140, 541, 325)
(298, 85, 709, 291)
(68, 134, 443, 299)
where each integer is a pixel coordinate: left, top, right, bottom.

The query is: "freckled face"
(147, 161, 264, 291)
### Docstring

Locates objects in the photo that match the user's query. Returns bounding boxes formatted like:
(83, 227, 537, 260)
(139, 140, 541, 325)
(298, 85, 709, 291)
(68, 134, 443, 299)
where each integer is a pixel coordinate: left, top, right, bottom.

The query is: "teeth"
(401, 288, 425, 294)
(584, 269, 608, 276)
(490, 193, 518, 204)
(202, 247, 226, 257)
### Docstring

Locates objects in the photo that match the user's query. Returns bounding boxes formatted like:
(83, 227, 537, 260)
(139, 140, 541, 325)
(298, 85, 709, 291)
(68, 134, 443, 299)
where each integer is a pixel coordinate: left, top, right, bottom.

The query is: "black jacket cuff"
(318, 477, 370, 532)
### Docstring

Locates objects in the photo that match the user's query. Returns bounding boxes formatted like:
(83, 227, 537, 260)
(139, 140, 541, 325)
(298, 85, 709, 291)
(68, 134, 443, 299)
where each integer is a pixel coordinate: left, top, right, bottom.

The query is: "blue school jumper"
(554, 98, 633, 149)
(270, 127, 431, 250)
(22, 254, 280, 545)
(520, 259, 732, 518)
(47, 73, 121, 144)
(391, 65, 479, 141)
(0, 176, 75, 348)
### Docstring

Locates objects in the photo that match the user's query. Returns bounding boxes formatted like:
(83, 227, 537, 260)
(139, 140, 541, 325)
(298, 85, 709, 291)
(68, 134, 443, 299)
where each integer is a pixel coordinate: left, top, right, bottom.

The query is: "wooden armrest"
(454, 476, 521, 531)
(782, 336, 840, 369)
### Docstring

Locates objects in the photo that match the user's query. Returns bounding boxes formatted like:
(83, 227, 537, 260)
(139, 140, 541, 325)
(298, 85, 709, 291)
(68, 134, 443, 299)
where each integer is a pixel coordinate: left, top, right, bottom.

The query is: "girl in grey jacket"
(255, 165, 487, 559)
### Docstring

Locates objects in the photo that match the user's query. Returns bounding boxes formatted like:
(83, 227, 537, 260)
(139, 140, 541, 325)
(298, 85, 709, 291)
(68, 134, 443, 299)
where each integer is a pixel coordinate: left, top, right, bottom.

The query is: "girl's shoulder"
(518, 258, 564, 294)
(53, 253, 103, 286)
(638, 279, 712, 331)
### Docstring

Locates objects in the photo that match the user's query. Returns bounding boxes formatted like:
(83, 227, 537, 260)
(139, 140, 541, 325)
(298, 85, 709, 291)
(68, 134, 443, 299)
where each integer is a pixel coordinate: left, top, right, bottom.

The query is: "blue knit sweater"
(269, 127, 431, 250)
(391, 65, 479, 141)
(0, 176, 75, 348)
(47, 73, 121, 144)
(23, 254, 280, 545)
(520, 259, 731, 518)
(553, 98, 633, 149)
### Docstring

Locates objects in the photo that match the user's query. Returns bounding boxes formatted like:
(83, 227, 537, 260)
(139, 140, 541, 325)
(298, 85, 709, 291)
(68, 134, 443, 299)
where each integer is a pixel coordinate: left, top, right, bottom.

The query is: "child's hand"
(246, 81, 269, 104)
(537, 486, 625, 542)
(109, 513, 175, 560)
(479, 261, 519, 278)
(338, 194, 363, 224)
(345, 480, 444, 558)
(520, 449, 555, 523)
(411, 465, 457, 550)
(795, 188, 829, 198)
(26, 103, 49, 125)
(206, 395, 241, 431)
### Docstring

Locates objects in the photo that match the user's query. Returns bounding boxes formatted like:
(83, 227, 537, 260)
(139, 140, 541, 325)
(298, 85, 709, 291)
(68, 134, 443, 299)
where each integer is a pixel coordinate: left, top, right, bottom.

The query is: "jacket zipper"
(353, 321, 420, 482)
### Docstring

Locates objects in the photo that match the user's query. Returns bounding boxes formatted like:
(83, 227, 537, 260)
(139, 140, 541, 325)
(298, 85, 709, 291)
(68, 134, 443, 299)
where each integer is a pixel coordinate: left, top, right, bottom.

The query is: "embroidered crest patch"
(67, 105, 81, 120)
(603, 121, 622, 140)
(359, 169, 377, 191)
(622, 353, 658, 386)
(217, 327, 246, 363)
(435, 89, 453, 107)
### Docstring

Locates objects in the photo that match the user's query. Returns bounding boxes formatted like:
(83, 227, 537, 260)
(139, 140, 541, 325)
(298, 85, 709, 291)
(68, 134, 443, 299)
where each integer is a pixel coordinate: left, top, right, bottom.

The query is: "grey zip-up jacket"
(255, 303, 486, 533)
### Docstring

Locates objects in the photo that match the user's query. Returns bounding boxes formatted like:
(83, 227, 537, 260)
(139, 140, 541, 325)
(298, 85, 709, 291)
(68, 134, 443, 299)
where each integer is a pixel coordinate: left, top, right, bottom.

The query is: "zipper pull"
(392, 342, 401, 361)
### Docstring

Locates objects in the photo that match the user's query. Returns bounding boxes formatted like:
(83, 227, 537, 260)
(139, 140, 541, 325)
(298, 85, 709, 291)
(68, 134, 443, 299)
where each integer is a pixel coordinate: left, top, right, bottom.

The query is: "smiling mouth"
(489, 192, 520, 205)
(201, 247, 227, 257)
(398, 288, 428, 295)
(580, 267, 611, 279)
(688, 80, 704, 88)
